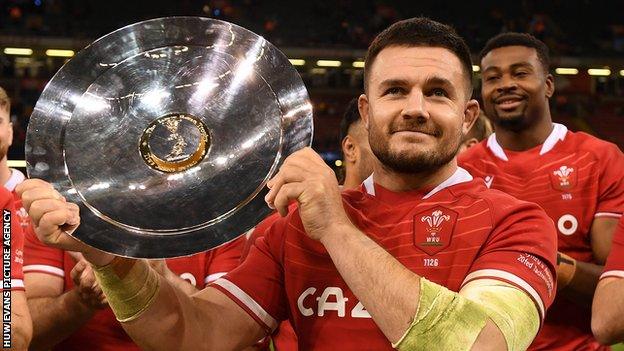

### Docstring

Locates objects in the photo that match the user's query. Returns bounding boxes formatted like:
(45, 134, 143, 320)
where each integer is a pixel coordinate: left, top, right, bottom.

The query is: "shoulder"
(458, 183, 557, 262)
(257, 207, 305, 249)
(566, 131, 622, 157)
(458, 140, 490, 164)
(452, 180, 550, 224)
(252, 212, 282, 239)
(449, 178, 505, 201)
(0, 186, 13, 208)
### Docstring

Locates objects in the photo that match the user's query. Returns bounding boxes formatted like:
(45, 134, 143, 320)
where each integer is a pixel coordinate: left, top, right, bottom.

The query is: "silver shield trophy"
(26, 17, 313, 258)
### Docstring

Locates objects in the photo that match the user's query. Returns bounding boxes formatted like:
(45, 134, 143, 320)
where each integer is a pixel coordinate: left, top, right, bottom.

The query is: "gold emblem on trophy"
(139, 113, 210, 173)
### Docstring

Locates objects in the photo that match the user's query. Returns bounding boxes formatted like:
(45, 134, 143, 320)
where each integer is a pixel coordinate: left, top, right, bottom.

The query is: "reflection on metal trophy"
(25, 17, 313, 258)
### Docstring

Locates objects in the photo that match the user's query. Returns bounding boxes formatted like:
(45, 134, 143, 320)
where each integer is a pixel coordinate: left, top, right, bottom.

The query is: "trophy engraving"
(139, 114, 210, 173)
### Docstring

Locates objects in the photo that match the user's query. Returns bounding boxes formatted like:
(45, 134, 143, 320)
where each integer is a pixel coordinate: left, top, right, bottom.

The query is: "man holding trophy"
(18, 17, 557, 351)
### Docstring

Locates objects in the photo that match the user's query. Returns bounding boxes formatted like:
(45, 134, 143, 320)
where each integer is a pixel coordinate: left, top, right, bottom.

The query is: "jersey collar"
(4, 169, 25, 192)
(486, 123, 568, 161)
(362, 167, 473, 200)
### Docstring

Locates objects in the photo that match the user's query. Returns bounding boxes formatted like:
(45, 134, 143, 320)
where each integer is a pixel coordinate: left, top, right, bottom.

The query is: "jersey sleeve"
(601, 216, 624, 279)
(594, 143, 624, 218)
(240, 212, 281, 262)
(23, 220, 65, 278)
(203, 235, 246, 284)
(461, 196, 557, 321)
(210, 212, 291, 333)
(457, 146, 489, 181)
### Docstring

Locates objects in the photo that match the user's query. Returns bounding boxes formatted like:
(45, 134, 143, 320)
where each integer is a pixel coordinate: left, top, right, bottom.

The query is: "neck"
(0, 158, 11, 187)
(494, 112, 553, 151)
(373, 158, 458, 192)
(343, 169, 363, 190)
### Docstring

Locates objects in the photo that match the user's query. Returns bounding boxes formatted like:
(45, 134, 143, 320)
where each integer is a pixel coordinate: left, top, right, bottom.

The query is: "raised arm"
(112, 258, 265, 350)
(17, 179, 265, 350)
(592, 216, 624, 344)
(265, 148, 554, 351)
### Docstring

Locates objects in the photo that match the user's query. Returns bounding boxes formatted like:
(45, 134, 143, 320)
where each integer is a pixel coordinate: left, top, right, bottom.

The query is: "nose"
(496, 74, 518, 93)
(401, 90, 429, 121)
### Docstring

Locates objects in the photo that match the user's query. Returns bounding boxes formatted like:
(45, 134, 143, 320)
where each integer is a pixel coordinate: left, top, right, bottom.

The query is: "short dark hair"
(479, 32, 550, 74)
(364, 17, 473, 96)
(339, 98, 361, 145)
(337, 97, 362, 184)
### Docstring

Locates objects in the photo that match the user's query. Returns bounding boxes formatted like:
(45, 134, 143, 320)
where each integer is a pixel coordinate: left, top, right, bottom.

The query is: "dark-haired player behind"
(460, 32, 624, 351)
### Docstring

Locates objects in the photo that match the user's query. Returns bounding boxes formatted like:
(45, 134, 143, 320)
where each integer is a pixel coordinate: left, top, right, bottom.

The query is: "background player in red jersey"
(592, 216, 624, 345)
(0, 87, 32, 350)
(17, 18, 557, 350)
(459, 32, 624, 351)
(0, 88, 27, 201)
(0, 87, 30, 231)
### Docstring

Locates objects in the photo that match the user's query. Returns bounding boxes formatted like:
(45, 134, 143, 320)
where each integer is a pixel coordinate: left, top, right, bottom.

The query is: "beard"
(368, 118, 461, 174)
(0, 143, 8, 160)
(486, 102, 531, 132)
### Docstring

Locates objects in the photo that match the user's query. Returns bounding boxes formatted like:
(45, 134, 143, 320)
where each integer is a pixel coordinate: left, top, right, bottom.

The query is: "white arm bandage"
(393, 278, 540, 351)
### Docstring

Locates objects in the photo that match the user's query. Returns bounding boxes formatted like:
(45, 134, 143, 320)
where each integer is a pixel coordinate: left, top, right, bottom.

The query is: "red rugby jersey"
(213, 168, 557, 350)
(23, 231, 246, 351)
(0, 185, 24, 292)
(602, 216, 624, 279)
(243, 210, 298, 351)
(459, 123, 624, 351)
(241, 211, 281, 262)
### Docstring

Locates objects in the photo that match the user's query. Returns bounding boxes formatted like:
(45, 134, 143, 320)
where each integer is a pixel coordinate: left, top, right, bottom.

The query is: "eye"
(515, 71, 528, 77)
(484, 75, 499, 82)
(430, 88, 448, 97)
(384, 87, 405, 96)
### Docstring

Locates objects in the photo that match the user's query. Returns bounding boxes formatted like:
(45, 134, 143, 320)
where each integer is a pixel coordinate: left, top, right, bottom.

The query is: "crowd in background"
(2, 0, 624, 56)
(1, 6, 624, 350)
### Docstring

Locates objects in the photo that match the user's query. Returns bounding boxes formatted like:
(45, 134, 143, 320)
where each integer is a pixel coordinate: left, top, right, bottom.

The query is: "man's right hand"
(16, 179, 114, 266)
(70, 259, 108, 310)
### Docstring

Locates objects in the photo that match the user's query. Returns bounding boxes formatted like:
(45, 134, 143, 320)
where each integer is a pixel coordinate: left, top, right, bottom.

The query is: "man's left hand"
(264, 147, 353, 241)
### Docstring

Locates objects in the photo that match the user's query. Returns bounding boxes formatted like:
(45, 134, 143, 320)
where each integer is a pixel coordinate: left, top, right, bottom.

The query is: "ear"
(464, 137, 479, 150)
(545, 73, 555, 98)
(462, 99, 480, 136)
(358, 94, 370, 131)
(341, 136, 357, 163)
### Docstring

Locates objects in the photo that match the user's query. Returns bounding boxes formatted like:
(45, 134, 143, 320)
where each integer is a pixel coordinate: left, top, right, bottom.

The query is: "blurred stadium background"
(1, 1, 624, 348)
(1, 0, 623, 170)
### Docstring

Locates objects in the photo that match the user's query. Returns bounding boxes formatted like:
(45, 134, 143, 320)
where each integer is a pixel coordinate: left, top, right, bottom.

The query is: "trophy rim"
(25, 16, 313, 258)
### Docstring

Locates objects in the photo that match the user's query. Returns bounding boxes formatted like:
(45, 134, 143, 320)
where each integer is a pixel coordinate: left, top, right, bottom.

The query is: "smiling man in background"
(460, 32, 624, 351)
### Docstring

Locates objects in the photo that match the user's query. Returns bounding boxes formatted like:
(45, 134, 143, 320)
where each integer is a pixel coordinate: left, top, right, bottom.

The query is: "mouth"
(494, 95, 525, 111)
(393, 130, 435, 137)
(391, 130, 439, 142)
